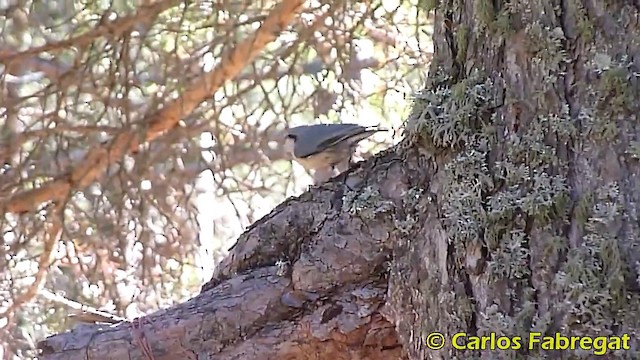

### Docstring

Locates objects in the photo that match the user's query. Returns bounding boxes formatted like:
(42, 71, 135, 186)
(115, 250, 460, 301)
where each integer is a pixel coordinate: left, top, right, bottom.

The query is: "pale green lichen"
(394, 187, 430, 236)
(455, 24, 469, 64)
(474, 0, 496, 32)
(346, 186, 430, 237)
(598, 65, 635, 112)
(441, 144, 493, 242)
(568, 0, 594, 41)
(502, 0, 534, 24)
(408, 69, 496, 150)
(626, 141, 640, 160)
(342, 186, 394, 220)
(593, 53, 613, 72)
(526, 23, 570, 96)
(573, 192, 594, 225)
(487, 229, 531, 280)
(492, 10, 514, 36)
(579, 107, 619, 142)
(427, 76, 572, 353)
(478, 304, 518, 338)
(587, 55, 639, 138)
(553, 183, 628, 336)
(520, 172, 569, 223)
(505, 113, 569, 168)
(403, 2, 640, 357)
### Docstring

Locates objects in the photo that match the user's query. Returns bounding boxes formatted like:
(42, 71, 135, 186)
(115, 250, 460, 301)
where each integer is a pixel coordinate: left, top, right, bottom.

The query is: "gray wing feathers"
(291, 124, 384, 158)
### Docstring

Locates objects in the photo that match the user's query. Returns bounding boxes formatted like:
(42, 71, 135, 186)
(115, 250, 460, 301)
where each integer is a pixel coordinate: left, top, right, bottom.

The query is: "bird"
(284, 123, 386, 176)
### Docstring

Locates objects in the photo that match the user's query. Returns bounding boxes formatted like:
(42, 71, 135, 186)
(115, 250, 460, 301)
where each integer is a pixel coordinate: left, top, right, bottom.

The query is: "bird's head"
(283, 130, 297, 158)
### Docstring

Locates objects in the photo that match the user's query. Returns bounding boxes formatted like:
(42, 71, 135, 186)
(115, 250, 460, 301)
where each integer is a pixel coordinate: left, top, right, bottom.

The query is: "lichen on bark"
(390, 0, 640, 359)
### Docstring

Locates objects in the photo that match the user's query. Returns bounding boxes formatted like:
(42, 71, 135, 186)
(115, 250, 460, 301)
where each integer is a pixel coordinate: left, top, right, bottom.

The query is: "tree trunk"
(38, 0, 640, 359)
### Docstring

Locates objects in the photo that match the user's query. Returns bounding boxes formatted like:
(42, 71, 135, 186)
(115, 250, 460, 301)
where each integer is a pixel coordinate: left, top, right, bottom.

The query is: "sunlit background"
(0, 0, 433, 358)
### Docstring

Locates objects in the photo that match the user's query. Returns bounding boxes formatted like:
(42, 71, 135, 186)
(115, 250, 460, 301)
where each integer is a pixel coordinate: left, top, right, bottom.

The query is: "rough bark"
(39, 148, 415, 359)
(389, 0, 640, 359)
(38, 0, 640, 359)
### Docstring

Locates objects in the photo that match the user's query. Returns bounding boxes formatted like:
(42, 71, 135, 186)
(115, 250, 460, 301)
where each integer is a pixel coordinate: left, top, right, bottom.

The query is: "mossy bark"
(391, 0, 640, 359)
(39, 1, 640, 359)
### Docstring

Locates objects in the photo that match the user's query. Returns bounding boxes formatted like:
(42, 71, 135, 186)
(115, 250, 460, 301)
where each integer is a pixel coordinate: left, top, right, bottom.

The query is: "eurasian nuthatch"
(284, 123, 386, 172)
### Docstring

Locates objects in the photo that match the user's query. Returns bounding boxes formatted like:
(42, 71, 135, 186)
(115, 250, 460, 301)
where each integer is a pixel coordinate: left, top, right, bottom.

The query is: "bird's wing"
(292, 124, 384, 158)
(290, 124, 349, 157)
(316, 127, 383, 151)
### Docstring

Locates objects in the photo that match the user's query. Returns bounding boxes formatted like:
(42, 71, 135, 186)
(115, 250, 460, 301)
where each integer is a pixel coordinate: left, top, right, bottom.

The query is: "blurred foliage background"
(0, 0, 432, 358)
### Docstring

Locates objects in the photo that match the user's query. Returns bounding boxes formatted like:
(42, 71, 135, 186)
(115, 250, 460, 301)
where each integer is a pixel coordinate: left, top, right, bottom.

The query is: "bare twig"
(0, 202, 64, 322)
(0, 0, 178, 63)
(2, 0, 307, 215)
(40, 289, 128, 324)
